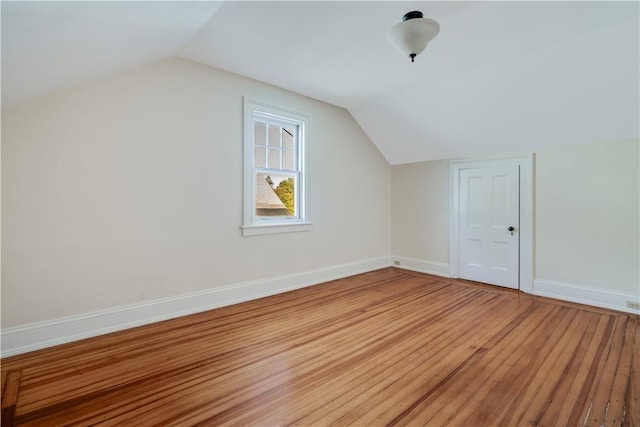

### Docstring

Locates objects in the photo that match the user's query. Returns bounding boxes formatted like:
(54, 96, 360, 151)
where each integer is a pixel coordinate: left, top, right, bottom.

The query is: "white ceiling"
(2, 1, 639, 164)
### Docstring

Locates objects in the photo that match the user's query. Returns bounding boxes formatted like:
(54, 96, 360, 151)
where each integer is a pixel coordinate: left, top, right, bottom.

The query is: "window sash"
(252, 117, 301, 222)
(253, 121, 298, 172)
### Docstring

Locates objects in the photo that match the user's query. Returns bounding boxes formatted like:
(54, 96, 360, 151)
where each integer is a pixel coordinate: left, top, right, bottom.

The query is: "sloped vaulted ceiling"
(2, 1, 639, 164)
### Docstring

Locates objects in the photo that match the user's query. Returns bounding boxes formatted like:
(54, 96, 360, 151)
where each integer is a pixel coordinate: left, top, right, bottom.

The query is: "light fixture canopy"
(387, 11, 440, 63)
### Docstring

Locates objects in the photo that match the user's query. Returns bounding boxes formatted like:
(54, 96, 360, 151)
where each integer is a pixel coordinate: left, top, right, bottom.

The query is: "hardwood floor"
(2, 268, 638, 426)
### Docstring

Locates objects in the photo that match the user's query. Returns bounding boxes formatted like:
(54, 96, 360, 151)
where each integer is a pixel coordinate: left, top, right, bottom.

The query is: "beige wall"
(536, 139, 639, 294)
(391, 139, 639, 295)
(390, 160, 449, 264)
(1, 59, 391, 326)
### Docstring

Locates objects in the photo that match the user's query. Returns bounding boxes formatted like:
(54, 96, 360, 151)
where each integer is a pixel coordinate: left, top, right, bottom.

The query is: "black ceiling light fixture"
(387, 11, 440, 63)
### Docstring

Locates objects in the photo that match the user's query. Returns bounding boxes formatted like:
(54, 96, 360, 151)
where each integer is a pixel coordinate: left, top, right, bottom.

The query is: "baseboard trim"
(533, 279, 640, 315)
(391, 256, 450, 278)
(1, 256, 392, 358)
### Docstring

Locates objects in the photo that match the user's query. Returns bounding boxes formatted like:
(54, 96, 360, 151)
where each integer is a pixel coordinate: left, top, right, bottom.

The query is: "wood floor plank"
(299, 293, 512, 426)
(432, 304, 575, 426)
(549, 315, 613, 425)
(171, 284, 477, 426)
(2, 268, 637, 426)
(246, 291, 513, 427)
(2, 369, 22, 427)
(1, 369, 8, 397)
(402, 303, 574, 426)
(581, 314, 626, 426)
(607, 316, 637, 425)
(527, 313, 604, 426)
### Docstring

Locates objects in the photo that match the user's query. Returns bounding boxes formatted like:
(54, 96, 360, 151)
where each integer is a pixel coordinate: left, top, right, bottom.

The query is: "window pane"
(255, 172, 295, 217)
(283, 127, 295, 150)
(268, 148, 280, 169)
(254, 147, 266, 168)
(254, 122, 266, 146)
(283, 150, 295, 170)
(268, 125, 281, 148)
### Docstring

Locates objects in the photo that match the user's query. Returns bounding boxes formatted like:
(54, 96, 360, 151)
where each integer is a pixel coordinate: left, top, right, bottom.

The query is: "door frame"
(449, 154, 534, 293)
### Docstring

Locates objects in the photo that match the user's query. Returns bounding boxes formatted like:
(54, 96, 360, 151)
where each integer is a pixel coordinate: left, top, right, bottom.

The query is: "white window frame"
(242, 97, 313, 236)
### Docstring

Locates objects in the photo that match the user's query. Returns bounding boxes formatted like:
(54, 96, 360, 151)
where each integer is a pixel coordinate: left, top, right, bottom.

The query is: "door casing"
(450, 155, 534, 293)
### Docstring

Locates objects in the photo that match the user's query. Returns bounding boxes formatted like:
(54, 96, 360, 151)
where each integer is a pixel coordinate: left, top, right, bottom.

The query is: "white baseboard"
(533, 279, 640, 315)
(1, 256, 392, 358)
(391, 256, 450, 277)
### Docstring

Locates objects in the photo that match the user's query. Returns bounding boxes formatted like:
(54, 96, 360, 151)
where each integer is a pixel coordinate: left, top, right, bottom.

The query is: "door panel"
(459, 165, 519, 289)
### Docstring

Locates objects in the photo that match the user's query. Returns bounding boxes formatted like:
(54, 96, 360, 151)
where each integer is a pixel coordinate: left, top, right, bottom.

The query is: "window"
(242, 98, 312, 236)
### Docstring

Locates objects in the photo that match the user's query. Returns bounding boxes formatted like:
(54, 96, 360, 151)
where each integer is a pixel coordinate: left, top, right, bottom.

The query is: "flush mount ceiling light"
(387, 11, 440, 63)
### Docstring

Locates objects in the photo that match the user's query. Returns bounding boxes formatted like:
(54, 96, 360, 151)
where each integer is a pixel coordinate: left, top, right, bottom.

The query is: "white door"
(459, 165, 519, 289)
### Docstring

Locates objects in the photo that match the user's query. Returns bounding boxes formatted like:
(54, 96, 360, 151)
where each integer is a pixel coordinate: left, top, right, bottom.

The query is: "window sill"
(241, 221, 314, 236)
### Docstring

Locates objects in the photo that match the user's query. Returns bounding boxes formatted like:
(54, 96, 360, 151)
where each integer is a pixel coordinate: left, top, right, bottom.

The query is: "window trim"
(242, 97, 313, 236)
